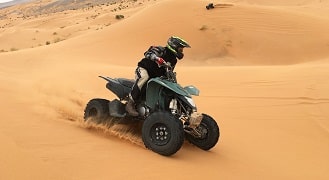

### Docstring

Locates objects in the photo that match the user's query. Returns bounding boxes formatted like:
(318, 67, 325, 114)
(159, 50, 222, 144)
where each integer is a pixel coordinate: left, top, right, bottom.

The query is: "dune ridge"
(1, 0, 329, 65)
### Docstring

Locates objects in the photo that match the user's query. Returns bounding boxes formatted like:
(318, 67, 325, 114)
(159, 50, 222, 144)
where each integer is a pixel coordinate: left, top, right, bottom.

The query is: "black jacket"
(137, 46, 177, 78)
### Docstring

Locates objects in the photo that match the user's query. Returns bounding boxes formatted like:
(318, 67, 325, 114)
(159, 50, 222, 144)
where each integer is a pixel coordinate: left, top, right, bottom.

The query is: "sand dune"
(2, 0, 329, 65)
(0, 0, 329, 179)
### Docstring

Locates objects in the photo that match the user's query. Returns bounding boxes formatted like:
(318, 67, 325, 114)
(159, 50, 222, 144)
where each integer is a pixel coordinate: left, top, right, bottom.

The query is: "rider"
(126, 36, 191, 116)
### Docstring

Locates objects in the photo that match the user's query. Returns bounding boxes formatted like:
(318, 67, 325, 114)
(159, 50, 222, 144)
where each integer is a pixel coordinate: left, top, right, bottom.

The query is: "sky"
(0, 0, 14, 3)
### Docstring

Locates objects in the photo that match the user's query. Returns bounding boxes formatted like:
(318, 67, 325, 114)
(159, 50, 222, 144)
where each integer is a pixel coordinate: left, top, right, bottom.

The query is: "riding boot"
(125, 99, 139, 117)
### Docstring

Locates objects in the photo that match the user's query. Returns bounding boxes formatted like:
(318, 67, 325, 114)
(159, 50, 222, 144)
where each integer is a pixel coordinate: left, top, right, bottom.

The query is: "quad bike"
(84, 63, 220, 156)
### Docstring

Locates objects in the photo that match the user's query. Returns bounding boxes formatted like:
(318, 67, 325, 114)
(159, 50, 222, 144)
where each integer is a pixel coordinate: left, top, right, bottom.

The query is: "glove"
(156, 57, 166, 66)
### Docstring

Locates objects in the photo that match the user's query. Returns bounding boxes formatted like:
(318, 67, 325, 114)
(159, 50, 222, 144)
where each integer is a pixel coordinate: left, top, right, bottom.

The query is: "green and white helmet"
(167, 36, 191, 59)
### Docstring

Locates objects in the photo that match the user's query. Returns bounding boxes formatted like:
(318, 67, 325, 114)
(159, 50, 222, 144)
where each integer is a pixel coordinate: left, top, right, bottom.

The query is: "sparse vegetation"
(199, 25, 208, 31)
(0, 0, 136, 51)
(115, 14, 124, 19)
(53, 37, 63, 43)
(91, 14, 98, 19)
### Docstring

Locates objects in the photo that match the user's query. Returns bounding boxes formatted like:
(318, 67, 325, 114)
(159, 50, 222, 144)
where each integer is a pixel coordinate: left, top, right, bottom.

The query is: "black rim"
(150, 123, 171, 146)
(196, 122, 209, 139)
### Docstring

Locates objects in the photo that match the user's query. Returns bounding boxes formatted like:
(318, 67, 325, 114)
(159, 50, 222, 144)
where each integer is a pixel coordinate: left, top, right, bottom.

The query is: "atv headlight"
(184, 96, 196, 108)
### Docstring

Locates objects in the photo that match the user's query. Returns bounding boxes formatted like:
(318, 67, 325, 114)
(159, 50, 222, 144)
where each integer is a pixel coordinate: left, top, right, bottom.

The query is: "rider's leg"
(126, 67, 149, 116)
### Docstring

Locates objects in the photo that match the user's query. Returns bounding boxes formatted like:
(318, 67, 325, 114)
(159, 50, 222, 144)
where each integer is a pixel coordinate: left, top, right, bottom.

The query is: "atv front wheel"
(185, 114, 219, 150)
(84, 98, 110, 124)
(142, 112, 184, 156)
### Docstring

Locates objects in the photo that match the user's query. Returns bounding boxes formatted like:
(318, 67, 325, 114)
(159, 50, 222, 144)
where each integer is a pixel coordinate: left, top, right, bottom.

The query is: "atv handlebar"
(163, 62, 172, 68)
(162, 62, 177, 83)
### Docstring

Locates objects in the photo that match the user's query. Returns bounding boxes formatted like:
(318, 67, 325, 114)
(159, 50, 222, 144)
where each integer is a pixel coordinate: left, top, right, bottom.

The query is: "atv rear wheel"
(84, 98, 110, 124)
(185, 114, 219, 150)
(142, 112, 184, 156)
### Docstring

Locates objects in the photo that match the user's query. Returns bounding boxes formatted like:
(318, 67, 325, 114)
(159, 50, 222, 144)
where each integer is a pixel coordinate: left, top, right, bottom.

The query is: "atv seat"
(117, 78, 134, 88)
(106, 78, 134, 100)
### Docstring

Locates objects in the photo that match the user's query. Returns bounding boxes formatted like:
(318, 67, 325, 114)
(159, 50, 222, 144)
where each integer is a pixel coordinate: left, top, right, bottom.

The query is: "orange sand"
(1, 0, 329, 179)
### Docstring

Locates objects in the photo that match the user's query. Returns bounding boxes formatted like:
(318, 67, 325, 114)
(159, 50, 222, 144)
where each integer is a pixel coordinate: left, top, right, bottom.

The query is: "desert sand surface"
(1, 0, 329, 179)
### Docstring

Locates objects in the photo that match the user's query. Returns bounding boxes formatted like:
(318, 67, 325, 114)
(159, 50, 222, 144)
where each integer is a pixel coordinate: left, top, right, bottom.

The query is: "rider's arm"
(144, 46, 165, 61)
